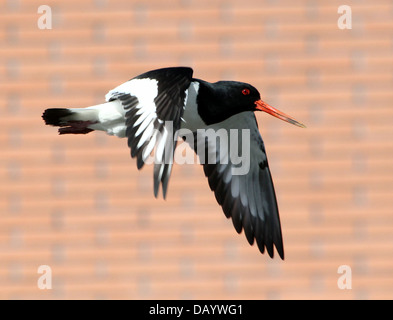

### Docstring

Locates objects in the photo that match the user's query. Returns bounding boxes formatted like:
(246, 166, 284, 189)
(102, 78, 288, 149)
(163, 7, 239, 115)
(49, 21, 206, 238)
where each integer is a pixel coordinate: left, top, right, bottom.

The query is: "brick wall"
(0, 0, 392, 299)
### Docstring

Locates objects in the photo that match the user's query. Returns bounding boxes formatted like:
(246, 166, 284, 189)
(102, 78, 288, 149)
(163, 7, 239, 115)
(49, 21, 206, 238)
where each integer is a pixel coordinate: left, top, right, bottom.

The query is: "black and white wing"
(192, 112, 284, 259)
(106, 67, 193, 198)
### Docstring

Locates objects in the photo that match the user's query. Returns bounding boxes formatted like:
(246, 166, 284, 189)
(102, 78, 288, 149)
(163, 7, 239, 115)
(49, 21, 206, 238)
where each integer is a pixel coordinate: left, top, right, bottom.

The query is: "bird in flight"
(42, 67, 305, 259)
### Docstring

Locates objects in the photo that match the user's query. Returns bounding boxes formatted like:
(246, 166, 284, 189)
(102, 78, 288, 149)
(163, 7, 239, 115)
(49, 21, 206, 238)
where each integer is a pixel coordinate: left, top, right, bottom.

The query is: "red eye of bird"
(242, 88, 250, 95)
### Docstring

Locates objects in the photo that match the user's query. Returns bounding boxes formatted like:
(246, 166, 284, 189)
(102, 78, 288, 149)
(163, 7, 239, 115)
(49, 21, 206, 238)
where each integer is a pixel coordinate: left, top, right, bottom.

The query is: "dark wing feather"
(191, 112, 284, 259)
(107, 67, 193, 198)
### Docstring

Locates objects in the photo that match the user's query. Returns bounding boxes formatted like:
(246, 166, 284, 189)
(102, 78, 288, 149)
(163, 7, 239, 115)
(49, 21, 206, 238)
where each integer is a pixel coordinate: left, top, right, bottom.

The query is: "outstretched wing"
(106, 67, 194, 198)
(191, 112, 284, 259)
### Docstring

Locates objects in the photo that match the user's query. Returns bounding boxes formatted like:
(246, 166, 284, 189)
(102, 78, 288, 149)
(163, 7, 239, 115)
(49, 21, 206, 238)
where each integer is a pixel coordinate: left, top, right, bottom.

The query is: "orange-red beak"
(255, 100, 306, 128)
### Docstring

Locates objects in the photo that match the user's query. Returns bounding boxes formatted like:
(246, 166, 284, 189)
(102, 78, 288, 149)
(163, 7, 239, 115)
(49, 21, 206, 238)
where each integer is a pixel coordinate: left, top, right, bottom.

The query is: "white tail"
(42, 101, 126, 136)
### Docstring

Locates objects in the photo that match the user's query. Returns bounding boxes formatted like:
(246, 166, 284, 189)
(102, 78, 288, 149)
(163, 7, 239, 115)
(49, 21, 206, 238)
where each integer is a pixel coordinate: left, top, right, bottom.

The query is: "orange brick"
(0, 0, 393, 300)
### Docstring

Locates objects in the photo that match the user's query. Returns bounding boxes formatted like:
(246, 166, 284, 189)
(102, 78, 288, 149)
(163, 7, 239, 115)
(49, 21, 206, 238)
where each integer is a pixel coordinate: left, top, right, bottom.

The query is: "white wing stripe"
(155, 128, 169, 162)
(105, 78, 158, 103)
(133, 108, 152, 127)
(135, 113, 156, 137)
(137, 121, 155, 149)
(142, 133, 157, 161)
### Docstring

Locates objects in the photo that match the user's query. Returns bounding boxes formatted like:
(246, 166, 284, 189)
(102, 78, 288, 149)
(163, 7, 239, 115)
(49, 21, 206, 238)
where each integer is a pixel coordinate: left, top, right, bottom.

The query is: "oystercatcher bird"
(42, 67, 305, 259)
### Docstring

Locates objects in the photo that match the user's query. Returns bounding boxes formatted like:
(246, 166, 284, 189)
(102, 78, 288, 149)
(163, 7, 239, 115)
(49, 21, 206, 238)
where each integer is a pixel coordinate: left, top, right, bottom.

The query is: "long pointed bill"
(255, 100, 306, 128)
